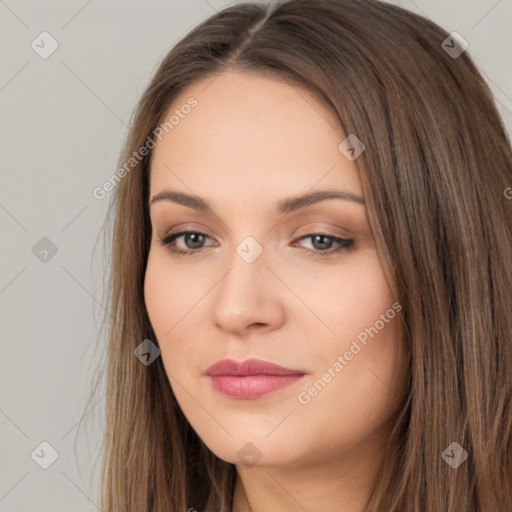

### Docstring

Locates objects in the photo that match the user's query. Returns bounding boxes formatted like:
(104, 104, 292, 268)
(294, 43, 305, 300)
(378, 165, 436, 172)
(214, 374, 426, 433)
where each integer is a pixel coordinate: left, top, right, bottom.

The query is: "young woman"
(98, 0, 512, 510)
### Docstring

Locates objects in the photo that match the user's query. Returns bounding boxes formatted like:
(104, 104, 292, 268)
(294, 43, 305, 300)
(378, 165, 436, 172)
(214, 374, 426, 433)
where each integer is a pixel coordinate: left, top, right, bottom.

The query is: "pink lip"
(205, 358, 306, 399)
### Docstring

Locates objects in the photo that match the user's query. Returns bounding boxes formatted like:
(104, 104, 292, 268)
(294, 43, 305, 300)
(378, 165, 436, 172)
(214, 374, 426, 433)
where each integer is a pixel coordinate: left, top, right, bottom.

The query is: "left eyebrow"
(276, 189, 365, 214)
(149, 188, 365, 214)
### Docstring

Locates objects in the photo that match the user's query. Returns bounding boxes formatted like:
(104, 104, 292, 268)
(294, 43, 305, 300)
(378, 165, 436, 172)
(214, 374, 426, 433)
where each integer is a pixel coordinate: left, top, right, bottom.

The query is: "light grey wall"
(1, 0, 510, 510)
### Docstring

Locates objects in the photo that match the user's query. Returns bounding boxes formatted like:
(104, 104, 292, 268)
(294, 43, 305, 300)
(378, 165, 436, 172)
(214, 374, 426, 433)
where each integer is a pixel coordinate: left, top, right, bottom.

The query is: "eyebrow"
(149, 189, 365, 214)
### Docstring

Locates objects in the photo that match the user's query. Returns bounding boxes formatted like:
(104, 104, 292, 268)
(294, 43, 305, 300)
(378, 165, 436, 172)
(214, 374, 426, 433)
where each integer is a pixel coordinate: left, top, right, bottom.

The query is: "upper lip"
(205, 358, 305, 376)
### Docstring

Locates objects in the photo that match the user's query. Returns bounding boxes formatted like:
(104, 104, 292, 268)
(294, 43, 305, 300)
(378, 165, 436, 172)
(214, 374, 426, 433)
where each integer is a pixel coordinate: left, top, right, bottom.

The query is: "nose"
(210, 248, 285, 337)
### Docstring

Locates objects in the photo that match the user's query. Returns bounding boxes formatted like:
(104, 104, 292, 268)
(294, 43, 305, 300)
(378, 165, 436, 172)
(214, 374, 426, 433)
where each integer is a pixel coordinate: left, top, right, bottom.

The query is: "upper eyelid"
(159, 220, 356, 238)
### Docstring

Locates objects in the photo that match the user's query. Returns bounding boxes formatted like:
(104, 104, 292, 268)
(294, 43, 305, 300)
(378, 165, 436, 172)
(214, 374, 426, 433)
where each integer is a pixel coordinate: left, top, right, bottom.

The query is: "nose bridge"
(210, 234, 284, 333)
(234, 234, 265, 266)
(219, 235, 268, 308)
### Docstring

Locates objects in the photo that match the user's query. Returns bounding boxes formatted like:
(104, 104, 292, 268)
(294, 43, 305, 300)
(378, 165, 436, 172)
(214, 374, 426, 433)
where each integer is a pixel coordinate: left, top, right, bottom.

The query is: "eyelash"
(156, 230, 355, 257)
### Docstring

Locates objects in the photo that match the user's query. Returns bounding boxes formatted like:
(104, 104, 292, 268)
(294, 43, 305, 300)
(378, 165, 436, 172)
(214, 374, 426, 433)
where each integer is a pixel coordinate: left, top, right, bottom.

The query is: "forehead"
(149, 70, 362, 201)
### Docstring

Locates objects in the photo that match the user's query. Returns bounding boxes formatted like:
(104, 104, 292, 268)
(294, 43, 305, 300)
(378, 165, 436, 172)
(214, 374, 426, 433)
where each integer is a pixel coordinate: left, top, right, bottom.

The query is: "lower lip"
(208, 374, 305, 399)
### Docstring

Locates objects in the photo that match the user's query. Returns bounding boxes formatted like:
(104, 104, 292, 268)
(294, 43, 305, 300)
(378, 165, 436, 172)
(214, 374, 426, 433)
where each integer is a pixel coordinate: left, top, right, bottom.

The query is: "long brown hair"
(96, 0, 512, 510)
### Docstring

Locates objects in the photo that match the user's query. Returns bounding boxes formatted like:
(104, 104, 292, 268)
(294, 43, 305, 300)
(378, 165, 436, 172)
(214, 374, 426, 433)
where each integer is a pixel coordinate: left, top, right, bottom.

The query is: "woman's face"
(144, 70, 408, 469)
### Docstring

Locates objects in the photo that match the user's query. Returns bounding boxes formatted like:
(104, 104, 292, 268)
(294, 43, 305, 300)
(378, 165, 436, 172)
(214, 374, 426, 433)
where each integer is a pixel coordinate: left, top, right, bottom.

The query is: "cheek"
(303, 255, 405, 415)
(144, 256, 169, 333)
(144, 253, 185, 371)
(143, 252, 203, 374)
(319, 253, 397, 344)
(144, 252, 192, 334)
(294, 298, 405, 458)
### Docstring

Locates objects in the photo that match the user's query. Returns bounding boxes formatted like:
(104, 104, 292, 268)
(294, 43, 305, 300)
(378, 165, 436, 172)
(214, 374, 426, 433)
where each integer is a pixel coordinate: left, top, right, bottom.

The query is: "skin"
(144, 69, 409, 512)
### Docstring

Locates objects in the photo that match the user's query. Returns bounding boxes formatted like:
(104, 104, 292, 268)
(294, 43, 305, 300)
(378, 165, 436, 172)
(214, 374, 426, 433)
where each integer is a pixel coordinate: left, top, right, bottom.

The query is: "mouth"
(205, 358, 307, 399)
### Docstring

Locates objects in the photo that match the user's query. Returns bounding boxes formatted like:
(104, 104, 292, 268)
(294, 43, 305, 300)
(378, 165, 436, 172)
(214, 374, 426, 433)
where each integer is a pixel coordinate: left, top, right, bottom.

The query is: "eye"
(157, 230, 355, 257)
(291, 233, 355, 256)
(157, 231, 216, 256)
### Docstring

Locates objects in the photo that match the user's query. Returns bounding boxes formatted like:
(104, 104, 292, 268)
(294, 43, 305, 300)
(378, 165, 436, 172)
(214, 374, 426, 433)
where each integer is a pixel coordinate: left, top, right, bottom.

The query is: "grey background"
(1, 0, 511, 510)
